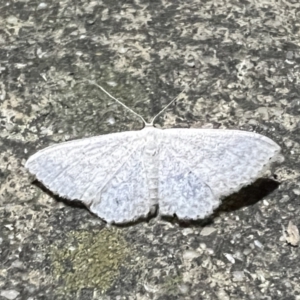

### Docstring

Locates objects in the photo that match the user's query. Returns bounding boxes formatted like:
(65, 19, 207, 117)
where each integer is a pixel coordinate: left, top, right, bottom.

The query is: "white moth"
(26, 82, 281, 224)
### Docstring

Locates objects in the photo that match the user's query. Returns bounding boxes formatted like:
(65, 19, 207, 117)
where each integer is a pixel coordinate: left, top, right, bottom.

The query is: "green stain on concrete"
(50, 228, 129, 293)
(161, 274, 183, 295)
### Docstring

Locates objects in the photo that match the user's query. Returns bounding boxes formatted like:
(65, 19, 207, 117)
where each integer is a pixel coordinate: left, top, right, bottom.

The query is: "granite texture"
(0, 0, 300, 299)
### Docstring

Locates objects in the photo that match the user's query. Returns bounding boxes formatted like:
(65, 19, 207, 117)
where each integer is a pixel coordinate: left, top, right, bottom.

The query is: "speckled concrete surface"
(1, 0, 300, 299)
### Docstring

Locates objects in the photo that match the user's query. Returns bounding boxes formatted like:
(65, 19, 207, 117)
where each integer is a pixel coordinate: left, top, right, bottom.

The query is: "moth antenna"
(87, 80, 149, 126)
(150, 81, 192, 125)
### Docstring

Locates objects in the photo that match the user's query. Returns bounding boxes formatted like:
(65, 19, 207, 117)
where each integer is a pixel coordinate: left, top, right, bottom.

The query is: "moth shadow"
(216, 177, 280, 214)
(32, 180, 158, 227)
(114, 206, 160, 228)
(33, 180, 90, 210)
(33, 177, 280, 227)
(162, 177, 280, 228)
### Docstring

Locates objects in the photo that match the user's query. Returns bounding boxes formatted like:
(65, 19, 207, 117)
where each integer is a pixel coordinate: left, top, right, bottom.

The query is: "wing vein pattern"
(158, 128, 280, 219)
(26, 130, 152, 223)
(26, 127, 281, 223)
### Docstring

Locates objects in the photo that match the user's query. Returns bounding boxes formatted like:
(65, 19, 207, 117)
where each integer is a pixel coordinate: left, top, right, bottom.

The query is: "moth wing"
(26, 130, 151, 223)
(158, 129, 280, 219)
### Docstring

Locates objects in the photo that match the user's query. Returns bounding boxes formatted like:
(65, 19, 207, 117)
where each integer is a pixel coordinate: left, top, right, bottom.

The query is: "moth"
(26, 82, 281, 224)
